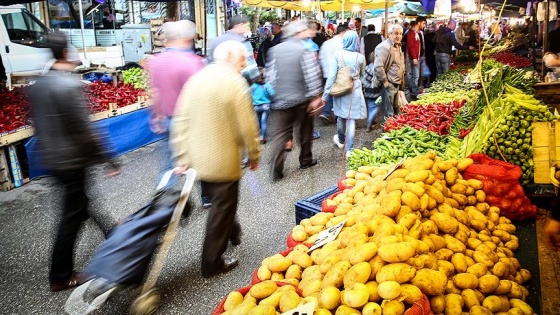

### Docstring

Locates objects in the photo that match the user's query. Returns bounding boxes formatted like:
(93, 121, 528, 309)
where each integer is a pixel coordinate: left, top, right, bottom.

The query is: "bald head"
(163, 20, 196, 48)
(213, 40, 247, 72)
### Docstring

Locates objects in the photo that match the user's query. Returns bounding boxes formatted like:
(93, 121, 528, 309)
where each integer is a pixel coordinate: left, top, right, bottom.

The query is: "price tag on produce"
(281, 300, 316, 315)
(383, 157, 406, 180)
(308, 220, 346, 253)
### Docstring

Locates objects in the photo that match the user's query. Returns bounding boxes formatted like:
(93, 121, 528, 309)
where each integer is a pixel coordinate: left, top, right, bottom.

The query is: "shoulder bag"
(329, 52, 353, 97)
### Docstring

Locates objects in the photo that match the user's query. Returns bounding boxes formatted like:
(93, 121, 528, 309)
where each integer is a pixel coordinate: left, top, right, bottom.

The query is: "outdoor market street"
(0, 122, 559, 314)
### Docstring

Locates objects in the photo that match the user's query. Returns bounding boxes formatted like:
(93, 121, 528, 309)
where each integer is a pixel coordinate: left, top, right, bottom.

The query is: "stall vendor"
(543, 52, 560, 78)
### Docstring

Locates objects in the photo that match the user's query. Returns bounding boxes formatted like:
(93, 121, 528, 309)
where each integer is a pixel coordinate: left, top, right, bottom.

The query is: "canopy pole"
(384, 0, 388, 37)
(78, 0, 87, 61)
(542, 0, 550, 78)
(341, 0, 344, 22)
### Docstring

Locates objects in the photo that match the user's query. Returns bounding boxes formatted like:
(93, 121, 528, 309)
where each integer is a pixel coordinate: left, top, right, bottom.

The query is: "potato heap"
(220, 152, 535, 315)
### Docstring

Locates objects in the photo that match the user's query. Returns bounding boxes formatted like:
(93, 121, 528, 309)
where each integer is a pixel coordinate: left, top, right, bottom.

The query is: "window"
(2, 10, 49, 47)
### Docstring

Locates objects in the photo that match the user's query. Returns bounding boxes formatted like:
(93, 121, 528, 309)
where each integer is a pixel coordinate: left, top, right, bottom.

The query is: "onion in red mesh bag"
(403, 294, 432, 315)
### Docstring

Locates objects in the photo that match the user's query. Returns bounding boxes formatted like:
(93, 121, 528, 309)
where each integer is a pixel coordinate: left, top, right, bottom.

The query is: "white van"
(0, 5, 79, 86)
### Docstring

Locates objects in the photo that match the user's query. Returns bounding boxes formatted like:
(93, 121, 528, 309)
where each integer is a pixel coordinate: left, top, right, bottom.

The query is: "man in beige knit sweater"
(170, 40, 262, 278)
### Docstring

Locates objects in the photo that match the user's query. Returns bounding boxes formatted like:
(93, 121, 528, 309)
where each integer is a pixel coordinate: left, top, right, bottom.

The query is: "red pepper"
(458, 128, 472, 139)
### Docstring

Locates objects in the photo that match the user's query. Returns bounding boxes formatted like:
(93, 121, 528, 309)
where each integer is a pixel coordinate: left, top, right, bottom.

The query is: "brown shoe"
(50, 271, 82, 292)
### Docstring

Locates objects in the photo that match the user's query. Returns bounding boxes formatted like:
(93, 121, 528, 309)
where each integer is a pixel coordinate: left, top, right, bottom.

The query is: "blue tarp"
(25, 107, 165, 179)
(370, 1, 429, 17)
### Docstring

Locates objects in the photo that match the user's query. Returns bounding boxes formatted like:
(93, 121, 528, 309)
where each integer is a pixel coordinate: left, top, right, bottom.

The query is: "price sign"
(281, 300, 316, 315)
(308, 220, 346, 253)
(383, 157, 406, 180)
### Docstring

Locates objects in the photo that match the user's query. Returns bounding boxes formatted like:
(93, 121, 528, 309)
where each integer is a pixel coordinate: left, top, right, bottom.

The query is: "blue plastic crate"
(294, 185, 338, 224)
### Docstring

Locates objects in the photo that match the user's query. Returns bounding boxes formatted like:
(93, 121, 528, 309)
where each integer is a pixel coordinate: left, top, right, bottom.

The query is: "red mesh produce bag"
(338, 178, 353, 191)
(213, 282, 303, 314)
(253, 243, 312, 285)
(286, 231, 313, 248)
(463, 154, 537, 221)
(322, 191, 342, 212)
(404, 294, 433, 315)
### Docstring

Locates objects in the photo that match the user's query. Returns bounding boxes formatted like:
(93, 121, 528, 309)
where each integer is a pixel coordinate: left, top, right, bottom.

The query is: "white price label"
(281, 300, 316, 315)
(383, 157, 407, 180)
(308, 220, 346, 252)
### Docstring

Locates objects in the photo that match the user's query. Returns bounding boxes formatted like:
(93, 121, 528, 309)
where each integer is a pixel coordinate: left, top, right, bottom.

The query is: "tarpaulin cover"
(25, 107, 165, 178)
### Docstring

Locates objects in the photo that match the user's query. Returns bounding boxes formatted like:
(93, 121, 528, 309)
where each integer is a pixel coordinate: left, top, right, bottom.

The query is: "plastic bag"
(421, 58, 431, 78)
(463, 153, 537, 221)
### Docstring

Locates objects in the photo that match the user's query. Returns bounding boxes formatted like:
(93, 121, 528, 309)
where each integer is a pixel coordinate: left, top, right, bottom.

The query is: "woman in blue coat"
(322, 30, 366, 157)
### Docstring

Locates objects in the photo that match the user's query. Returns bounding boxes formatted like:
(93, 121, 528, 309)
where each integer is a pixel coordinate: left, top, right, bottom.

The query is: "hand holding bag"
(307, 96, 325, 116)
(329, 53, 354, 97)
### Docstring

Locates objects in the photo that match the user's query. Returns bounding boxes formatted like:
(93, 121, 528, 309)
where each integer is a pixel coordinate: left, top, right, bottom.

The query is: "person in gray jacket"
(28, 31, 119, 292)
(207, 15, 259, 83)
(373, 24, 405, 121)
(265, 20, 323, 181)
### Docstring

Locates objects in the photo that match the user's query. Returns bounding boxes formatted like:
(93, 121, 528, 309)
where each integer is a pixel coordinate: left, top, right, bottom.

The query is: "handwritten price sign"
(308, 220, 346, 253)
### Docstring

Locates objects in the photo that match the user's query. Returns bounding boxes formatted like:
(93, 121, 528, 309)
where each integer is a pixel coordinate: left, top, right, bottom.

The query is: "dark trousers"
(200, 180, 241, 277)
(50, 168, 89, 284)
(269, 103, 314, 176)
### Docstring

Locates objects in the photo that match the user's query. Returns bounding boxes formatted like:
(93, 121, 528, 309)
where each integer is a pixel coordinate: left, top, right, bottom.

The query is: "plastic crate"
(294, 185, 338, 224)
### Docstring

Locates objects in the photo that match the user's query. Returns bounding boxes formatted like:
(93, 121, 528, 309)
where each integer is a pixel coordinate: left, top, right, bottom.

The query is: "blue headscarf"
(342, 30, 359, 52)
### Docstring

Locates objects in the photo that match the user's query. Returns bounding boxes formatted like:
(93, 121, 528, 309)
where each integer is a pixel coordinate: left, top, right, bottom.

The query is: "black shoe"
(272, 171, 284, 181)
(202, 257, 238, 278)
(300, 159, 318, 169)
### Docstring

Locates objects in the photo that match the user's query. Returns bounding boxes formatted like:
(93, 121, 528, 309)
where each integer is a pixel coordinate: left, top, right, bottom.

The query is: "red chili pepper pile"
(384, 100, 465, 135)
(0, 87, 30, 134)
(490, 51, 532, 68)
(84, 81, 145, 113)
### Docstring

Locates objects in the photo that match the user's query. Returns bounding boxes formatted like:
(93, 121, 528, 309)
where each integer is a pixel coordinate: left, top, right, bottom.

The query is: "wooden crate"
(0, 127, 35, 146)
(0, 147, 12, 191)
(532, 121, 560, 184)
(534, 82, 560, 114)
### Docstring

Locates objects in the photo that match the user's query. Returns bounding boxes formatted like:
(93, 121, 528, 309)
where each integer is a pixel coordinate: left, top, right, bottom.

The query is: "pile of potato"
(218, 152, 535, 315)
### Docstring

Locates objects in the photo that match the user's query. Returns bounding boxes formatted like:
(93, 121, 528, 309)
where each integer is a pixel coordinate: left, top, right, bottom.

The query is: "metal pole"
(204, 0, 208, 56)
(384, 0, 389, 37)
(341, 0, 344, 21)
(78, 0, 88, 60)
(542, 0, 550, 78)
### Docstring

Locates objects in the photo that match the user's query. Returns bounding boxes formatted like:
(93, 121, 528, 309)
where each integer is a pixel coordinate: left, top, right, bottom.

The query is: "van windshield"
(2, 9, 49, 48)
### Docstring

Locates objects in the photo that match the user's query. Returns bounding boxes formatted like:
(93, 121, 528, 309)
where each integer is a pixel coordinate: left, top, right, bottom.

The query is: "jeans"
(409, 58, 420, 97)
(321, 95, 334, 117)
(366, 98, 381, 128)
(336, 117, 356, 155)
(435, 53, 451, 78)
(50, 168, 89, 284)
(254, 104, 270, 140)
(381, 83, 398, 122)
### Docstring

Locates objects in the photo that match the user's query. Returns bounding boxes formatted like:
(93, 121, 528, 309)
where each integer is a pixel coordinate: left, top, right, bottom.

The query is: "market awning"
(241, 0, 395, 11)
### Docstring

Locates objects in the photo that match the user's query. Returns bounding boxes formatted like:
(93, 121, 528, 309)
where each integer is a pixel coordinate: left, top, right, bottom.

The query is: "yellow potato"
(249, 281, 278, 299)
(348, 242, 378, 265)
(404, 170, 430, 183)
(318, 285, 341, 310)
(461, 289, 480, 309)
(457, 158, 474, 171)
(343, 262, 371, 289)
(410, 269, 448, 296)
(453, 273, 479, 290)
(469, 305, 493, 315)
(362, 302, 382, 315)
(445, 168, 459, 186)
(379, 190, 403, 218)
(341, 283, 369, 308)
(375, 263, 416, 284)
(509, 298, 534, 315)
(377, 242, 416, 263)
(430, 295, 445, 314)
(478, 275, 500, 294)
(292, 252, 313, 269)
(258, 291, 282, 308)
(381, 300, 405, 315)
(399, 284, 423, 304)
(230, 300, 257, 315)
(482, 295, 502, 313)
(224, 291, 244, 311)
(279, 290, 301, 313)
(444, 293, 464, 315)
(444, 234, 467, 253)
(431, 212, 459, 234)
(323, 260, 352, 289)
(493, 280, 513, 295)
(334, 305, 361, 315)
(301, 278, 322, 297)
(247, 304, 276, 315)
(377, 281, 401, 300)
(451, 253, 468, 274)
(466, 263, 488, 278)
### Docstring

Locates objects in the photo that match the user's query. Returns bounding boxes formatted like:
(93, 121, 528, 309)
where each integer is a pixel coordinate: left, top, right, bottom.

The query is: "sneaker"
(201, 196, 212, 209)
(312, 130, 321, 140)
(332, 134, 344, 149)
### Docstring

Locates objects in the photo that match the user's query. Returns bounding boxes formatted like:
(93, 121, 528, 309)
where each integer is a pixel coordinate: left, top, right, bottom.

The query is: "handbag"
(397, 90, 408, 108)
(329, 53, 354, 97)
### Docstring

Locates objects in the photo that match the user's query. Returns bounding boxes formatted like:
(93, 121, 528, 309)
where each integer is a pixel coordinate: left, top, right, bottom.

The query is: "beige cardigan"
(170, 63, 262, 182)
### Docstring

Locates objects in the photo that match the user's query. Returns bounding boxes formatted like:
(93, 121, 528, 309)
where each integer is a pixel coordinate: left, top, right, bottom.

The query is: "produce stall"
(0, 68, 157, 191)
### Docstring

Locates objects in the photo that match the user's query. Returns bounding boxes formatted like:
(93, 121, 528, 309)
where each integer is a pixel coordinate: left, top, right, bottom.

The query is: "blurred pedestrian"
(407, 17, 427, 101)
(362, 52, 382, 131)
(266, 20, 323, 181)
(360, 24, 383, 64)
(323, 30, 366, 157)
(251, 68, 275, 143)
(170, 41, 262, 278)
(319, 24, 347, 123)
(256, 27, 273, 67)
(271, 22, 283, 46)
(28, 31, 119, 292)
(207, 15, 259, 83)
(434, 20, 474, 77)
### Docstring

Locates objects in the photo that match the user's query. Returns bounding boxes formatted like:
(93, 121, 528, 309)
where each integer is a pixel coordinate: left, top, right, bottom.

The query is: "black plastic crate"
(294, 185, 338, 224)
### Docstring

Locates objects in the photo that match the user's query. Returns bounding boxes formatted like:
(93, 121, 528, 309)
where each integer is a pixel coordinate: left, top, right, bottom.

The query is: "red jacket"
(407, 29, 421, 60)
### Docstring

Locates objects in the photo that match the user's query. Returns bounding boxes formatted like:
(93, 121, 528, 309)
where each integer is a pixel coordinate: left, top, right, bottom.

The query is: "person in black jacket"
(28, 31, 119, 292)
(423, 23, 438, 86)
(361, 24, 383, 65)
(434, 20, 474, 77)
